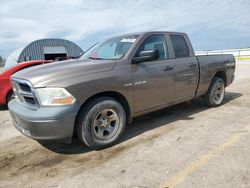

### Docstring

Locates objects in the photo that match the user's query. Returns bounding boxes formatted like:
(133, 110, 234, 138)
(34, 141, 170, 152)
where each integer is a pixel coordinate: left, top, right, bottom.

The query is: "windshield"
(80, 35, 139, 60)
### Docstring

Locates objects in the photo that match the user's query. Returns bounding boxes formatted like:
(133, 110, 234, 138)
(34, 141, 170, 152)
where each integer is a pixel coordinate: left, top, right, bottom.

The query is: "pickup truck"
(9, 31, 235, 149)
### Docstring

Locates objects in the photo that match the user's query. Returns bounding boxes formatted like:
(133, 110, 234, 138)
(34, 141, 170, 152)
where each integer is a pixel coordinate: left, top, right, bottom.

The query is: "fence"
(195, 48, 250, 61)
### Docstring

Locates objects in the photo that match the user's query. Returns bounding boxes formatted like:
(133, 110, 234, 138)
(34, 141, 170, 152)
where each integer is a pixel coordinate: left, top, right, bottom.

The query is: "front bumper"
(8, 99, 80, 143)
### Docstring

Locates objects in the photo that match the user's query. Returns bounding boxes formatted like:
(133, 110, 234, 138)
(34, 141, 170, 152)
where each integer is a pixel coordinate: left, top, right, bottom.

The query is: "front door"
(132, 34, 175, 113)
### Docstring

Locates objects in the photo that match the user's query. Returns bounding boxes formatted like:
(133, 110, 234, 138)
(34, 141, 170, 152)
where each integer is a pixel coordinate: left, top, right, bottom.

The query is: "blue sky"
(0, 0, 250, 58)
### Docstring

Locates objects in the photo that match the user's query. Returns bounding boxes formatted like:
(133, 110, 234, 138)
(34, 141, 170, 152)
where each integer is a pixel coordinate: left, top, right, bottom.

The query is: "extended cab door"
(169, 34, 199, 101)
(132, 34, 175, 112)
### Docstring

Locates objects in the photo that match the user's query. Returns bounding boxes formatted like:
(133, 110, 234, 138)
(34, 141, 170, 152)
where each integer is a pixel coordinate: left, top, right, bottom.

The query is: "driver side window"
(135, 34, 168, 60)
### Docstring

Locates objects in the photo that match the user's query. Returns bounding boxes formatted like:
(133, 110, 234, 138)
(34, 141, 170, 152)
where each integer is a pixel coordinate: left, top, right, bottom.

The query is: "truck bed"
(196, 54, 235, 97)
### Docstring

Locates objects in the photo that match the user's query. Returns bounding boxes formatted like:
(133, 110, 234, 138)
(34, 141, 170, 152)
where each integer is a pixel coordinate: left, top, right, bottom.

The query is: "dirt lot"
(0, 61, 250, 188)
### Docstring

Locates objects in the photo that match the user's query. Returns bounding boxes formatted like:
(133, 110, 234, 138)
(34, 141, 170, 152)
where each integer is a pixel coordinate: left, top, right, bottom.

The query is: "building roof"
(5, 38, 83, 68)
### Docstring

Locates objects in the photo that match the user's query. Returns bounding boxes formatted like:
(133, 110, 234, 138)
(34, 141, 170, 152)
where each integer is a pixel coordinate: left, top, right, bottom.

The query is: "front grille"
(11, 78, 38, 108)
(19, 83, 32, 92)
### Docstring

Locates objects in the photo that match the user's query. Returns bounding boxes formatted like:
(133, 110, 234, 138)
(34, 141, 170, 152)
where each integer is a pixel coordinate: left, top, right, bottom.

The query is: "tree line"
(0, 55, 6, 67)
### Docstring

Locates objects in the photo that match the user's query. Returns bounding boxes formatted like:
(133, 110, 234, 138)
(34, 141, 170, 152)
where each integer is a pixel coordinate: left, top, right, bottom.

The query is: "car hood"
(12, 59, 116, 87)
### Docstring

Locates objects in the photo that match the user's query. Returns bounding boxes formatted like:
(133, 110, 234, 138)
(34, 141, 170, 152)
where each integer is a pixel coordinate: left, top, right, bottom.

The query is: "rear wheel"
(76, 97, 126, 150)
(203, 77, 225, 107)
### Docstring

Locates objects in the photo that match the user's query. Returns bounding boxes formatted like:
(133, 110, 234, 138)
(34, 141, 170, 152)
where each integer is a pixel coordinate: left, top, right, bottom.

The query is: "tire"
(76, 97, 126, 150)
(203, 77, 225, 107)
(6, 91, 14, 105)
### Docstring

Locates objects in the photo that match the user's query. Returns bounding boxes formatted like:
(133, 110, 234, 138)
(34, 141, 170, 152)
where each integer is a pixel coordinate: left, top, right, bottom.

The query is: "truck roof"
(118, 31, 187, 36)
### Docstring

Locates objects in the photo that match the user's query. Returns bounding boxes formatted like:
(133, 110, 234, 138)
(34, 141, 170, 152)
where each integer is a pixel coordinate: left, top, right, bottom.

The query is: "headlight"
(36, 88, 76, 106)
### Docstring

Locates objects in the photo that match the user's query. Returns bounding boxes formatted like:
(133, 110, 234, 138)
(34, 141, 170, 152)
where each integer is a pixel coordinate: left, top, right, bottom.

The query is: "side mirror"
(132, 49, 159, 64)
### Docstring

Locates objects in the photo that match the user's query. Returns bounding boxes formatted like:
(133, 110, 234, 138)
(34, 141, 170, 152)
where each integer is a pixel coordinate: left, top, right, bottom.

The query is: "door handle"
(189, 63, 197, 68)
(164, 66, 174, 71)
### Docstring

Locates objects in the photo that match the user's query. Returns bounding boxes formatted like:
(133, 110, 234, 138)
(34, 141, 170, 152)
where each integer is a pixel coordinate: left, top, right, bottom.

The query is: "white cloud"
(0, 0, 250, 57)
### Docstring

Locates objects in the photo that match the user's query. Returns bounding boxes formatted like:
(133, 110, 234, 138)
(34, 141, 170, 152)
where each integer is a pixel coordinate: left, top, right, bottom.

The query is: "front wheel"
(76, 97, 126, 150)
(203, 77, 225, 107)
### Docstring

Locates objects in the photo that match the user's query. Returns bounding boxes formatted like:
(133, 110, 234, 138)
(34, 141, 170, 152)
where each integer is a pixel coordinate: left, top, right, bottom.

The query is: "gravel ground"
(0, 61, 249, 188)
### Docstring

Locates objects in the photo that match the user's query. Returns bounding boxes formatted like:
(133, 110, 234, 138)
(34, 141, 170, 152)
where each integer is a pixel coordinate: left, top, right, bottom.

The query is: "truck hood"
(12, 59, 116, 87)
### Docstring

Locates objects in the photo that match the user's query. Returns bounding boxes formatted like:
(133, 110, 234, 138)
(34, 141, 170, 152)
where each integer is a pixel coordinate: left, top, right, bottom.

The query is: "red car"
(0, 60, 52, 105)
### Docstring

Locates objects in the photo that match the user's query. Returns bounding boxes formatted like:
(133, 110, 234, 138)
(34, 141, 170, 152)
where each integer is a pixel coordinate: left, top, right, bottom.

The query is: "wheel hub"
(212, 80, 225, 104)
(99, 118, 109, 128)
(92, 108, 120, 140)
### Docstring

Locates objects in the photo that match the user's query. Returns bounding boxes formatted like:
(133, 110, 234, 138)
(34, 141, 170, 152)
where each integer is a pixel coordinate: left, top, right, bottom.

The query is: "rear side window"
(170, 35, 190, 58)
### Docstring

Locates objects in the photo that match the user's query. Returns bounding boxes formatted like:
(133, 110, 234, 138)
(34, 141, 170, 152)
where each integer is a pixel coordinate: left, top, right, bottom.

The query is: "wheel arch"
(199, 70, 227, 98)
(213, 70, 227, 86)
(5, 89, 13, 104)
(75, 91, 132, 125)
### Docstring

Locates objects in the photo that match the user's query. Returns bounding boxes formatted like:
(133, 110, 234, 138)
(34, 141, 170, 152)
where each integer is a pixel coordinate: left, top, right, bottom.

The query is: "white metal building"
(5, 39, 84, 68)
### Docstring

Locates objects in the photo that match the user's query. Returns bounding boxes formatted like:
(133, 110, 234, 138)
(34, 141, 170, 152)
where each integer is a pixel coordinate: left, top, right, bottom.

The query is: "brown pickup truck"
(9, 31, 235, 149)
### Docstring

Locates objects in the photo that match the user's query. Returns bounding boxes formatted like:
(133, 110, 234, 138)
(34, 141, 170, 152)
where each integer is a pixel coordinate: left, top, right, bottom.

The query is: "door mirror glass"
(132, 49, 159, 63)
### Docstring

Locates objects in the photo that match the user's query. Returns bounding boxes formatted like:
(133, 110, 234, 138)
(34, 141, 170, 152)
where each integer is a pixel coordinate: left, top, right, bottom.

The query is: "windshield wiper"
(88, 57, 104, 60)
